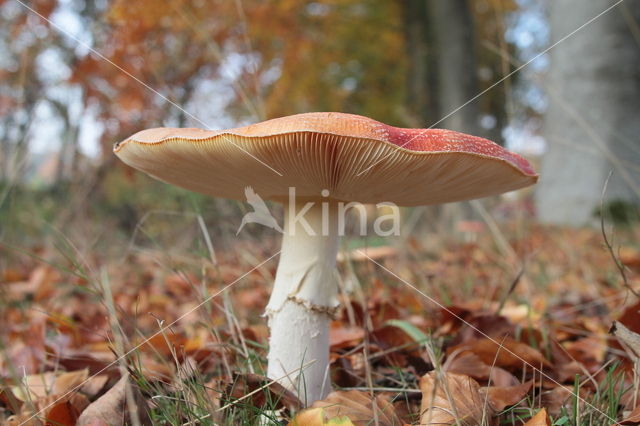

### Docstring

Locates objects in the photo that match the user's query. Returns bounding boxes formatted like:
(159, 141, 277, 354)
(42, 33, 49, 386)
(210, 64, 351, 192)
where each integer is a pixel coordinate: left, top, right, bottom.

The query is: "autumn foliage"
(2, 225, 640, 424)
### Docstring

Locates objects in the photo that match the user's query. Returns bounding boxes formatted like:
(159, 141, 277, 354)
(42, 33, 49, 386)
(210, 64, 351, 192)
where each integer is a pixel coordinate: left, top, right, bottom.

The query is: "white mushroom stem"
(266, 199, 340, 404)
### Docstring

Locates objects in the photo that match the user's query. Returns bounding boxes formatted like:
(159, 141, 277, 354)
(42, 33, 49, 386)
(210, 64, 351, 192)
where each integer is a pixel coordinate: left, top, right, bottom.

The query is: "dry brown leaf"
(541, 386, 573, 418)
(9, 369, 89, 402)
(138, 332, 187, 358)
(446, 352, 518, 387)
(619, 405, 640, 425)
(523, 408, 551, 425)
(138, 354, 175, 381)
(420, 372, 495, 425)
(5, 393, 88, 426)
(481, 381, 532, 411)
(80, 374, 110, 398)
(330, 324, 365, 349)
(554, 360, 585, 383)
(53, 369, 89, 395)
(611, 321, 640, 361)
(618, 302, 640, 334)
(76, 374, 149, 426)
(565, 336, 607, 367)
(226, 373, 302, 413)
(76, 375, 127, 426)
(291, 390, 401, 426)
(10, 372, 56, 401)
(56, 350, 118, 377)
(448, 337, 551, 372)
(44, 393, 89, 426)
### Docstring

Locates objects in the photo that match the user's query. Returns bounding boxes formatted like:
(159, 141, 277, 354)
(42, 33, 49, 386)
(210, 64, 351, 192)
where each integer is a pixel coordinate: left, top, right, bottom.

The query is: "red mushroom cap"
(114, 112, 538, 206)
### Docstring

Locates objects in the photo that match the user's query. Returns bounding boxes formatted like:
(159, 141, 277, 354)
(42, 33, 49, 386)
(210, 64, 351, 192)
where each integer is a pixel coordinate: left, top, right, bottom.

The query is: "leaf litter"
(0, 225, 639, 424)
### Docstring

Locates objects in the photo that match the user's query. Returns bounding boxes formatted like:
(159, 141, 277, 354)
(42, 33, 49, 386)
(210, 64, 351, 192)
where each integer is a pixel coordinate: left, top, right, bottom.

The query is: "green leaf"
(384, 319, 429, 343)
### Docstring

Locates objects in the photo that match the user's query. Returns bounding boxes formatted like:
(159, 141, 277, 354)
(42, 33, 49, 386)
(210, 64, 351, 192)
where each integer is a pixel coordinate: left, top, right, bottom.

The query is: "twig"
(496, 263, 526, 315)
(600, 170, 640, 298)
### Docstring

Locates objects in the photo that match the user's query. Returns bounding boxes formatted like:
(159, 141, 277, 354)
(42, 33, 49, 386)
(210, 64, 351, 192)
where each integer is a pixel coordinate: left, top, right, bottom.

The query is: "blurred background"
(1, 0, 639, 250)
(2, 2, 640, 423)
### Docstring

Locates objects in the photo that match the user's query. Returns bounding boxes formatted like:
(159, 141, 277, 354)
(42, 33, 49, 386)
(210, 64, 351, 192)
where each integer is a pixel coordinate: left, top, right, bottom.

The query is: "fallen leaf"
(554, 361, 586, 384)
(56, 350, 118, 377)
(226, 373, 302, 413)
(618, 302, 640, 334)
(565, 336, 607, 367)
(138, 355, 174, 381)
(611, 321, 640, 361)
(291, 390, 401, 426)
(53, 369, 89, 395)
(2, 267, 26, 283)
(330, 324, 365, 349)
(455, 314, 515, 343)
(445, 352, 518, 387)
(9, 369, 90, 403)
(619, 405, 640, 425)
(45, 393, 89, 426)
(541, 386, 573, 418)
(290, 407, 325, 425)
(5, 393, 89, 426)
(76, 374, 150, 426)
(420, 372, 495, 425)
(10, 372, 56, 401)
(447, 337, 551, 372)
(80, 375, 110, 398)
(523, 408, 551, 425)
(481, 381, 532, 411)
(138, 332, 187, 358)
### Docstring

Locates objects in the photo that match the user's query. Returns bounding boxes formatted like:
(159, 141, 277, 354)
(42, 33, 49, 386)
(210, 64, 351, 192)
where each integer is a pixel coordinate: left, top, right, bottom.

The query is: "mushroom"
(114, 112, 537, 404)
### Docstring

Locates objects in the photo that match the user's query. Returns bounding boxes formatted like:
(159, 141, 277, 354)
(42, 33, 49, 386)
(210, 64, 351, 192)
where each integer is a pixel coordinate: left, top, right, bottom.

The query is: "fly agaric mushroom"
(114, 112, 537, 404)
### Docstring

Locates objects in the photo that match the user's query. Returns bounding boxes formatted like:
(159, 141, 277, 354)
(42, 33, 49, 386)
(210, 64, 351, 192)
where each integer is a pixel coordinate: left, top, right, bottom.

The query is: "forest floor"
(1, 221, 640, 425)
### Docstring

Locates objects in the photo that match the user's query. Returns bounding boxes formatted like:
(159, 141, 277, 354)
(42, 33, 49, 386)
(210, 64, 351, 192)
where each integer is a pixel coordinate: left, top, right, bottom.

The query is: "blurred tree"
(401, 0, 437, 126)
(470, 0, 520, 143)
(248, 0, 408, 125)
(400, 0, 517, 141)
(72, 0, 255, 155)
(398, 0, 519, 229)
(428, 0, 481, 135)
(536, 0, 640, 225)
(1, 0, 522, 229)
(0, 0, 57, 181)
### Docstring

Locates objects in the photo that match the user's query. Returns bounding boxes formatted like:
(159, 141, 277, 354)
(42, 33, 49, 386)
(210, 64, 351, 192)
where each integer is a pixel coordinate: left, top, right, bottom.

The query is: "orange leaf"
(482, 381, 533, 411)
(420, 372, 495, 425)
(446, 352, 518, 387)
(53, 369, 89, 396)
(448, 337, 551, 372)
(290, 391, 400, 426)
(524, 408, 551, 426)
(45, 396, 85, 426)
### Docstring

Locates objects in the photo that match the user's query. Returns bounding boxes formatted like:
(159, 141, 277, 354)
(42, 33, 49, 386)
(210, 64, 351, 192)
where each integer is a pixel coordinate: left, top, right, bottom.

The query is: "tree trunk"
(536, 0, 640, 225)
(428, 0, 482, 135)
(402, 0, 438, 126)
(402, 0, 484, 226)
